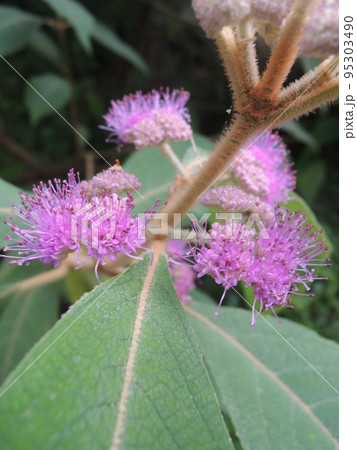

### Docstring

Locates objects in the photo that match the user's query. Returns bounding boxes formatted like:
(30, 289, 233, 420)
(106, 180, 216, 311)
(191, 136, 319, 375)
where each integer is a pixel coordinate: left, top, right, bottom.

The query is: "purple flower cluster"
(201, 186, 259, 211)
(101, 88, 192, 149)
(200, 186, 274, 224)
(3, 170, 83, 268)
(228, 131, 296, 205)
(249, 207, 329, 326)
(190, 206, 329, 327)
(192, 0, 250, 39)
(80, 160, 141, 198)
(251, 0, 339, 58)
(200, 131, 295, 228)
(167, 239, 195, 304)
(191, 221, 255, 316)
(192, 0, 338, 58)
(3, 169, 156, 280)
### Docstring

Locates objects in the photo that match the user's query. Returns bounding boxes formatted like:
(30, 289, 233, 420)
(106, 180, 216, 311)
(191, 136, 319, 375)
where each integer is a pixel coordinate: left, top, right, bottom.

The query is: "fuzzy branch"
(255, 0, 320, 97)
(217, 24, 259, 109)
(235, 21, 260, 89)
(161, 115, 257, 224)
(216, 28, 246, 108)
(272, 77, 339, 126)
(278, 56, 338, 105)
(150, 2, 339, 236)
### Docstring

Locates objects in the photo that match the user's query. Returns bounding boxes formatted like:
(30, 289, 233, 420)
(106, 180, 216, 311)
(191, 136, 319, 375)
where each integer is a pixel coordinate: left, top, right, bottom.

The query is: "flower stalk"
(236, 21, 259, 89)
(159, 141, 188, 178)
(161, 114, 257, 225)
(254, 0, 320, 98)
(216, 24, 259, 109)
(272, 77, 339, 127)
(277, 56, 338, 105)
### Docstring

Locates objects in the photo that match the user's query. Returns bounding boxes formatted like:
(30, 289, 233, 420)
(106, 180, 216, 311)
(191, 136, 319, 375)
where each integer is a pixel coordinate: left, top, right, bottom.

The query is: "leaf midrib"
(110, 241, 165, 449)
(185, 305, 339, 448)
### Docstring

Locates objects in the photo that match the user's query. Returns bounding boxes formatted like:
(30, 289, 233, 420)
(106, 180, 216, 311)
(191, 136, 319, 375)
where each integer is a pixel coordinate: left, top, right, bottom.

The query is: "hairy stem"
(272, 77, 339, 127)
(217, 24, 259, 109)
(161, 116, 257, 224)
(160, 79, 338, 229)
(255, 0, 320, 97)
(235, 21, 260, 89)
(278, 56, 338, 105)
(216, 27, 246, 108)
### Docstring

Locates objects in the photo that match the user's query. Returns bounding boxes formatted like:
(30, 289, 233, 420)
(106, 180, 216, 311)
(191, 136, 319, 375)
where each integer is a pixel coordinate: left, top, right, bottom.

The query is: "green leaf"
(24, 73, 71, 125)
(0, 254, 232, 449)
(311, 117, 339, 146)
(0, 178, 22, 249)
(300, 56, 320, 73)
(92, 20, 149, 74)
(190, 289, 216, 305)
(296, 160, 327, 205)
(280, 121, 320, 152)
(0, 261, 51, 306)
(0, 6, 43, 56)
(186, 302, 339, 450)
(0, 285, 59, 383)
(28, 29, 62, 67)
(124, 146, 175, 214)
(63, 269, 100, 304)
(123, 133, 214, 215)
(43, 0, 94, 53)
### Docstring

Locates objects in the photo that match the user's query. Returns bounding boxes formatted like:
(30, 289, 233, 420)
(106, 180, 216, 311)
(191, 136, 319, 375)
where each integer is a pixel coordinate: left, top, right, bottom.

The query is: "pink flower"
(201, 185, 259, 211)
(78, 193, 157, 279)
(80, 161, 141, 197)
(229, 132, 296, 205)
(200, 185, 274, 223)
(192, 0, 338, 58)
(101, 88, 192, 149)
(189, 206, 329, 326)
(190, 221, 255, 313)
(252, 0, 339, 58)
(192, 0, 250, 39)
(299, 0, 338, 58)
(2, 170, 83, 267)
(3, 170, 158, 281)
(167, 239, 195, 304)
(249, 206, 329, 327)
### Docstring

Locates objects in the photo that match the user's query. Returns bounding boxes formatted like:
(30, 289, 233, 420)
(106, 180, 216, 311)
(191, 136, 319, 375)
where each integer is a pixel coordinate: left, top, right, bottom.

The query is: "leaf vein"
(185, 306, 339, 448)
(110, 241, 164, 449)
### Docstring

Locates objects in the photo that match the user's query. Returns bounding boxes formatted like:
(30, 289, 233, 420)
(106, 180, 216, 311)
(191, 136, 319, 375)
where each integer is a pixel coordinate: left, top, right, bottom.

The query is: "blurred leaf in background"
(0, 285, 59, 383)
(25, 73, 71, 124)
(43, 0, 95, 53)
(0, 6, 43, 56)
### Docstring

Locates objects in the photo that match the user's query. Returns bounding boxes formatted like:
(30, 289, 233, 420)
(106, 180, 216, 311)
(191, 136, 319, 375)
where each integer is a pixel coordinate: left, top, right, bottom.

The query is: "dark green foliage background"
(0, 0, 338, 341)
